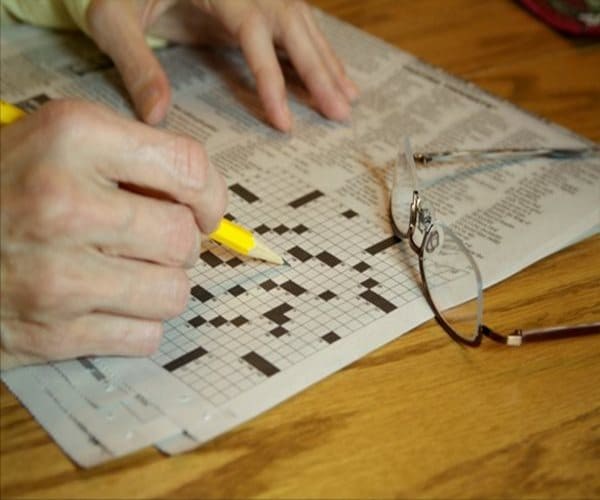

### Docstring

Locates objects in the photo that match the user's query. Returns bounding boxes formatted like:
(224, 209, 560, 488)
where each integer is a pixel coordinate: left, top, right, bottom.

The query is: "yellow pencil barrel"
(210, 219, 254, 255)
(0, 100, 26, 125)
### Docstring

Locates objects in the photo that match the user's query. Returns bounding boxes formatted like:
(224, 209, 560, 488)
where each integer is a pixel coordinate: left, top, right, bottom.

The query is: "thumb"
(86, 0, 171, 124)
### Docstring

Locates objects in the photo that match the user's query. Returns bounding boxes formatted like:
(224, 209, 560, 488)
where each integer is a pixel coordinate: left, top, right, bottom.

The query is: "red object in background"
(519, 0, 600, 36)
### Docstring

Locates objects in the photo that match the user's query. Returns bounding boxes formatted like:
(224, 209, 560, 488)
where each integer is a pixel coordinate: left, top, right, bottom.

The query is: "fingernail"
(139, 83, 162, 124)
(277, 96, 292, 132)
(342, 77, 360, 102)
(332, 95, 351, 122)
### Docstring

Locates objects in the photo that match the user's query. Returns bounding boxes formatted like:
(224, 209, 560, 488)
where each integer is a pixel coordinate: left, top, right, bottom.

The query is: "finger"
(147, 0, 230, 45)
(1, 314, 163, 367)
(1, 145, 200, 268)
(34, 100, 227, 233)
(277, 7, 351, 122)
(94, 186, 201, 267)
(98, 254, 191, 320)
(3, 246, 191, 321)
(87, 0, 171, 124)
(299, 7, 359, 101)
(238, 10, 292, 131)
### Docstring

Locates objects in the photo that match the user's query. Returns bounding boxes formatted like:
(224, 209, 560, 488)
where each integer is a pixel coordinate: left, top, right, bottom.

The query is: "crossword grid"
(151, 169, 424, 406)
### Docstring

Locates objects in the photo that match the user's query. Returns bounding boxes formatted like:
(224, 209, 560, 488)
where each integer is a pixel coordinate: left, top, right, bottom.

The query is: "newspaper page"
(1, 11, 598, 466)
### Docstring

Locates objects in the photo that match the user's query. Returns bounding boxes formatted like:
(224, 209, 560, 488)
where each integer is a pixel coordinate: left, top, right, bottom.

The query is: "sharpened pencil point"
(248, 236, 284, 265)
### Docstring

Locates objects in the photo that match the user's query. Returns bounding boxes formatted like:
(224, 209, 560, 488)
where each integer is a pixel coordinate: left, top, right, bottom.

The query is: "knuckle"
(2, 320, 65, 362)
(280, 0, 307, 30)
(137, 323, 163, 355)
(171, 135, 209, 188)
(86, 0, 114, 39)
(36, 323, 71, 359)
(23, 166, 79, 238)
(287, 0, 309, 17)
(237, 7, 267, 38)
(245, 6, 264, 25)
(24, 330, 53, 360)
(165, 270, 190, 317)
(166, 206, 198, 266)
(37, 99, 94, 147)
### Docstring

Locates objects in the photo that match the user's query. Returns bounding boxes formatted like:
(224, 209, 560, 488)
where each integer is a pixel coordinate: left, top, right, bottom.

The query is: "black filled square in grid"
(228, 285, 246, 296)
(353, 259, 371, 271)
(227, 257, 243, 268)
(201, 251, 223, 268)
(209, 316, 228, 327)
(280, 280, 306, 296)
(260, 279, 277, 291)
(191, 285, 214, 302)
(270, 326, 288, 338)
(316, 251, 342, 267)
(188, 315, 207, 328)
(254, 224, 270, 234)
(319, 290, 337, 301)
(231, 316, 249, 327)
(361, 278, 379, 289)
(287, 246, 312, 262)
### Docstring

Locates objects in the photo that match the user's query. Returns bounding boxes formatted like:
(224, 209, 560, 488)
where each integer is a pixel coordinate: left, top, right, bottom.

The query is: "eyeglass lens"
(421, 222, 484, 343)
(390, 138, 418, 236)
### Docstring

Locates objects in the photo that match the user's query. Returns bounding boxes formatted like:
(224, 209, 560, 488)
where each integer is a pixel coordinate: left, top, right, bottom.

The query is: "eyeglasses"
(390, 138, 600, 346)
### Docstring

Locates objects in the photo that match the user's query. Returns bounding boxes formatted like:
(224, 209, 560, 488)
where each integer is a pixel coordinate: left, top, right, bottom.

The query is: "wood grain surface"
(1, 1, 599, 498)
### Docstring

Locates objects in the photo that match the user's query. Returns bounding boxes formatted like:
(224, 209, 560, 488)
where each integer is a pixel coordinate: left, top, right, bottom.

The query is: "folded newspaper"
(1, 10, 598, 466)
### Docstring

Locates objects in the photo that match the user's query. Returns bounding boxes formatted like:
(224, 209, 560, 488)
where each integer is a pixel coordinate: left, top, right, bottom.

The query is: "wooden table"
(2, 1, 599, 498)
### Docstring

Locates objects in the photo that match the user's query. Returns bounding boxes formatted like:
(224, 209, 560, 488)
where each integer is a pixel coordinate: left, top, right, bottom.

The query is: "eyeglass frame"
(390, 144, 600, 347)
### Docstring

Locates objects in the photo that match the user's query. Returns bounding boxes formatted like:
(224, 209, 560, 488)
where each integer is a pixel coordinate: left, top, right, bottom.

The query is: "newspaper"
(1, 11, 598, 466)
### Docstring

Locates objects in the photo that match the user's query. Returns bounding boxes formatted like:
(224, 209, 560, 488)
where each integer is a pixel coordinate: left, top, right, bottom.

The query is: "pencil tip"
(248, 239, 285, 265)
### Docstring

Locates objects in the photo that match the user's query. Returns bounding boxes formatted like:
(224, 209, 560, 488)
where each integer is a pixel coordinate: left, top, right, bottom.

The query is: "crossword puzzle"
(152, 168, 425, 407)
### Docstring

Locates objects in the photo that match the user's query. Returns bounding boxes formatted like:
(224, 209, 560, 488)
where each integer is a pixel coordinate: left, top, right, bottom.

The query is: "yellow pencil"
(209, 218, 283, 264)
(0, 100, 284, 265)
(0, 99, 25, 122)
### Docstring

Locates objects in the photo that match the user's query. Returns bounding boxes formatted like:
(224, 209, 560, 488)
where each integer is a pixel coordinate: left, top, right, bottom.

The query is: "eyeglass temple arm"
(413, 147, 600, 165)
(481, 323, 600, 346)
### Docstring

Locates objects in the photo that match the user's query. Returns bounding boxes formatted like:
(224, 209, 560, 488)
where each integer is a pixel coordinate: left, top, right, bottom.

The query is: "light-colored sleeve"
(0, 0, 91, 33)
(0, 0, 166, 47)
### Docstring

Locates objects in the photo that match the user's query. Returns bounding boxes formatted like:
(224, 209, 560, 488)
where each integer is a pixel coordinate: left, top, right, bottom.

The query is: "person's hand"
(0, 99, 227, 370)
(86, 0, 359, 130)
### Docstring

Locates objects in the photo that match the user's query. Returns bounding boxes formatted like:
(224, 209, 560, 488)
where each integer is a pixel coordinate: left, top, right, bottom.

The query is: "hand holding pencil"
(0, 98, 278, 370)
(1, 100, 283, 265)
